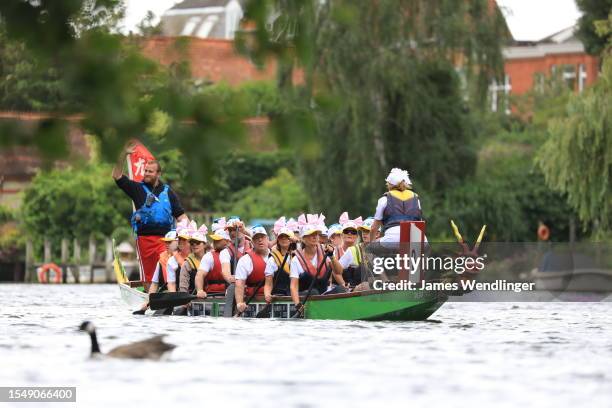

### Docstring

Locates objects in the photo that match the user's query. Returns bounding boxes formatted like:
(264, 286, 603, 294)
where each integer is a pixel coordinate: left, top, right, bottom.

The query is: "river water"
(1, 284, 611, 408)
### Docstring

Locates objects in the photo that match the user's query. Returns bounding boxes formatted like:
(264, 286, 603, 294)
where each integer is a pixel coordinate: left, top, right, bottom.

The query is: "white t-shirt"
(234, 250, 274, 281)
(339, 248, 359, 269)
(166, 255, 180, 283)
(151, 262, 162, 283)
(198, 251, 216, 273)
(219, 245, 247, 265)
(264, 255, 284, 276)
(290, 253, 325, 279)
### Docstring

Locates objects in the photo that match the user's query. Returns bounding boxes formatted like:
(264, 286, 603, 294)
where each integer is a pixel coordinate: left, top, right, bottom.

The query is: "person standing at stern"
(112, 144, 187, 290)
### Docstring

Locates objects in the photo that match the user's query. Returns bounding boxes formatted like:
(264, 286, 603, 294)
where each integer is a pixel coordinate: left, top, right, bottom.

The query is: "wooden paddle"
(223, 225, 241, 317)
(223, 283, 236, 317)
(291, 250, 331, 318)
(149, 292, 197, 310)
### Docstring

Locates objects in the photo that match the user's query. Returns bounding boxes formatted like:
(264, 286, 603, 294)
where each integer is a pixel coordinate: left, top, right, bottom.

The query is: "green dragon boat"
(114, 241, 447, 321)
(118, 280, 447, 321)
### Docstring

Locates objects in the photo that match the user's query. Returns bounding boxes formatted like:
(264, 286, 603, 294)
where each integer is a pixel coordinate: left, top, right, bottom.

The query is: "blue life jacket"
(382, 190, 422, 232)
(130, 183, 174, 233)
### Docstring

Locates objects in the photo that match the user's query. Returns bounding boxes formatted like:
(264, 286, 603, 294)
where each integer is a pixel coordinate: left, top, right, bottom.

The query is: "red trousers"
(136, 235, 166, 282)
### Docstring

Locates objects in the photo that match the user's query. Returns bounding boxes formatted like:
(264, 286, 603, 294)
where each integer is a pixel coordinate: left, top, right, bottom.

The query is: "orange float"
(37, 263, 63, 283)
(537, 223, 550, 241)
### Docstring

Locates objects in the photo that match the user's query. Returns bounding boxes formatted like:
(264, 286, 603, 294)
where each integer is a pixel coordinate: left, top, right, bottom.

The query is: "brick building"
(0, 112, 90, 209)
(491, 25, 600, 113)
(138, 36, 302, 85)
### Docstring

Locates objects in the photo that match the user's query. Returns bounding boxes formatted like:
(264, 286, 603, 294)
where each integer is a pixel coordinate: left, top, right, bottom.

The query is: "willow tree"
(537, 36, 612, 235)
(239, 0, 508, 218)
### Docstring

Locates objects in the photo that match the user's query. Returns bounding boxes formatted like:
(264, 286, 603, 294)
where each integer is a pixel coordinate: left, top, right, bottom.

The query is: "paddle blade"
(149, 292, 197, 310)
(255, 303, 271, 318)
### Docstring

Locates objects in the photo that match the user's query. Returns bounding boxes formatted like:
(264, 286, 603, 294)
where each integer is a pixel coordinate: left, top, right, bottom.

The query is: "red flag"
(126, 141, 155, 182)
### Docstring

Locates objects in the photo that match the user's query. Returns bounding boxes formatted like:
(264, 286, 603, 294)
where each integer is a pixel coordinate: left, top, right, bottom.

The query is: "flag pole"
(126, 152, 144, 283)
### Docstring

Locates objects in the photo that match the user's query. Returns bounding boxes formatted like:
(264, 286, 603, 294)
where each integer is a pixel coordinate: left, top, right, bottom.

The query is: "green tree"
(0, 24, 71, 111)
(235, 1, 508, 217)
(0, 1, 248, 188)
(537, 56, 612, 235)
(576, 0, 612, 56)
(223, 168, 308, 221)
(21, 164, 132, 245)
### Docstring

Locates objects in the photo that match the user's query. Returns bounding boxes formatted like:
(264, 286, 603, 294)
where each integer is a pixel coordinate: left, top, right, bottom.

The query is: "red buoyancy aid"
(245, 251, 267, 296)
(336, 246, 346, 259)
(295, 246, 329, 278)
(228, 242, 246, 263)
(205, 250, 226, 294)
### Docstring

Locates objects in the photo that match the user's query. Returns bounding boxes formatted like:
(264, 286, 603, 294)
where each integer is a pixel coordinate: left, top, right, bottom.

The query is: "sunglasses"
(189, 240, 204, 245)
(343, 230, 358, 235)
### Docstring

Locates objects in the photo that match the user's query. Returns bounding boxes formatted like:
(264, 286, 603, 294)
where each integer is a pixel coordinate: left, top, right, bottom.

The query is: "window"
(489, 75, 511, 114)
(534, 72, 545, 93)
(181, 16, 202, 36)
(578, 64, 587, 92)
(562, 64, 577, 91)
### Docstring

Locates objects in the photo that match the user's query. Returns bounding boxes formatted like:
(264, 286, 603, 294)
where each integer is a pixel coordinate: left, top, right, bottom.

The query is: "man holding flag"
(112, 142, 188, 290)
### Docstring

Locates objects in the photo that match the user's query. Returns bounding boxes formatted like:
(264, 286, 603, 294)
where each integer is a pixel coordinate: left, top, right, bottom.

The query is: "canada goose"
(78, 321, 176, 360)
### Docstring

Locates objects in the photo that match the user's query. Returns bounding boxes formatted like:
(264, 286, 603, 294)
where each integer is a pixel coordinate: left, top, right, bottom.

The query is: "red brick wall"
(138, 37, 303, 86)
(505, 53, 599, 95)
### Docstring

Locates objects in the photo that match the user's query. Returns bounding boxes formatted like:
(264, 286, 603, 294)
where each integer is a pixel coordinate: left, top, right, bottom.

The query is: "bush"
(223, 168, 308, 221)
(21, 164, 132, 245)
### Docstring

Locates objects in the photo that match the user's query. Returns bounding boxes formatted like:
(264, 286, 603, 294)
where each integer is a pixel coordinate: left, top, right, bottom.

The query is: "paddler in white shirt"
(134, 229, 178, 314)
(335, 213, 365, 288)
(195, 228, 230, 299)
(166, 220, 194, 289)
(219, 216, 251, 284)
(235, 225, 275, 314)
(327, 223, 343, 251)
(269, 217, 297, 295)
(290, 215, 347, 314)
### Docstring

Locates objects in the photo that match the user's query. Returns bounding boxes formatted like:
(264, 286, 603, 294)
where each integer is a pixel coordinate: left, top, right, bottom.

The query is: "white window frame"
(562, 64, 577, 91)
(578, 64, 587, 92)
(489, 74, 511, 114)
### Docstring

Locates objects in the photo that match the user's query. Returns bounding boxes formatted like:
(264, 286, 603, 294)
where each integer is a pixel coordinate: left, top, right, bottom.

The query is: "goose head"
(78, 320, 101, 355)
(78, 321, 96, 334)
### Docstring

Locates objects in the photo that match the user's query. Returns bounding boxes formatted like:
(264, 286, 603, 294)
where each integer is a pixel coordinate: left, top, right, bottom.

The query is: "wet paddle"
(149, 292, 197, 310)
(291, 251, 331, 318)
(132, 282, 168, 315)
(223, 226, 241, 317)
(223, 283, 236, 317)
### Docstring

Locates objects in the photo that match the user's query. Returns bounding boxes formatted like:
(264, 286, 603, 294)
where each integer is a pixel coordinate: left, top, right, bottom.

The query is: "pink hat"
(190, 224, 209, 242)
(339, 212, 363, 231)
